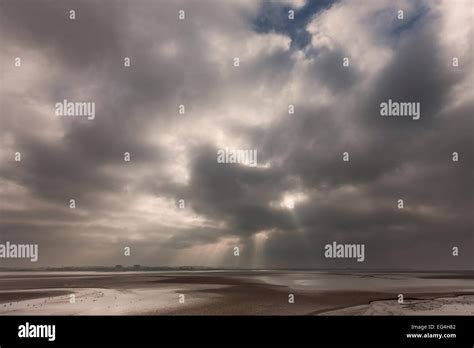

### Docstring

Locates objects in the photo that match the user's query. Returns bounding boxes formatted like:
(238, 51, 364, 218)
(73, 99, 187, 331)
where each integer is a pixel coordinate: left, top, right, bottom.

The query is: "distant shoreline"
(1, 267, 473, 273)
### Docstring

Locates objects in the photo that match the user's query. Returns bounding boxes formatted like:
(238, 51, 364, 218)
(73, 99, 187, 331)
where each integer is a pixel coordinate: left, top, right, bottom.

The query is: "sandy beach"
(0, 271, 472, 315)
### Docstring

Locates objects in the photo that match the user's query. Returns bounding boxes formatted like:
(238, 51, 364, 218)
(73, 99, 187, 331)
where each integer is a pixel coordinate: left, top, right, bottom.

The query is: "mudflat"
(0, 271, 472, 315)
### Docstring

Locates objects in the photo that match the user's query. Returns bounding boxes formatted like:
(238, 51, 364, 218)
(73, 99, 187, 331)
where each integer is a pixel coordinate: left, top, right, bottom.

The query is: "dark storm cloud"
(0, 1, 118, 59)
(363, 22, 461, 128)
(0, 0, 472, 269)
(0, 0, 229, 205)
(183, 145, 295, 236)
(305, 47, 360, 93)
(195, 0, 472, 269)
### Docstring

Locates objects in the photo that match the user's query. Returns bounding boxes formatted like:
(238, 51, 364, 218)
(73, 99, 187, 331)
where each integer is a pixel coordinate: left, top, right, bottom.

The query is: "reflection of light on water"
(255, 271, 474, 292)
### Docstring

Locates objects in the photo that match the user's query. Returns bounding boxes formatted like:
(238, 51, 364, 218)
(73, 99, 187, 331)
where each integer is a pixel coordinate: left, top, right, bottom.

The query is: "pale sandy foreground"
(322, 295, 474, 315)
(0, 271, 473, 315)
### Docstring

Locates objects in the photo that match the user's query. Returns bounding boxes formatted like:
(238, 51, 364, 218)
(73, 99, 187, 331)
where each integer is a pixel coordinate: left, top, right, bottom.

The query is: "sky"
(0, 0, 472, 269)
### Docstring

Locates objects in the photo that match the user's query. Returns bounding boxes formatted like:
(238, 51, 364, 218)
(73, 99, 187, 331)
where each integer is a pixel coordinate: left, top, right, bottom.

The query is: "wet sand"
(0, 271, 472, 315)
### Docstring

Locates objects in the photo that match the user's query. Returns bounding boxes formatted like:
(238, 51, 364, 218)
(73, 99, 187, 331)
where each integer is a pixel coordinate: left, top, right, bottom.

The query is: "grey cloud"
(0, 0, 472, 270)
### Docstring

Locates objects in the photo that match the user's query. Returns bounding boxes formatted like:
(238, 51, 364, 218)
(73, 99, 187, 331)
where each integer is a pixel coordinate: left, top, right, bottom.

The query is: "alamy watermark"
(324, 241, 365, 262)
(55, 99, 95, 120)
(18, 322, 55, 341)
(0, 241, 38, 262)
(217, 148, 258, 167)
(380, 99, 420, 120)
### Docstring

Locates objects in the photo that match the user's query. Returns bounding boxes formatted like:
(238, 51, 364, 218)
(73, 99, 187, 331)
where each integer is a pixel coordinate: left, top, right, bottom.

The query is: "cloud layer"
(0, 0, 472, 269)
